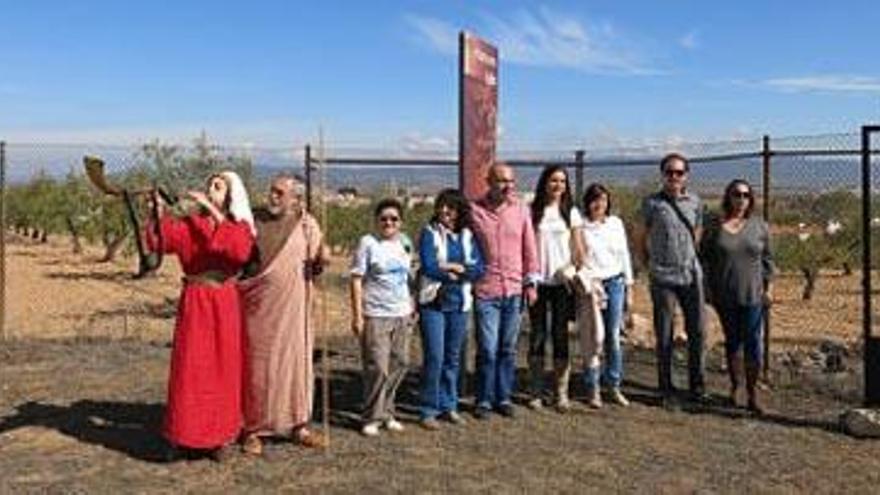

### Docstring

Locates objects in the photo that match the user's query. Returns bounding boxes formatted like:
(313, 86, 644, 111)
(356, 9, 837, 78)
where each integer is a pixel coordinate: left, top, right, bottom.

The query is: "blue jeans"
(584, 275, 626, 389)
(718, 303, 763, 365)
(474, 295, 523, 409)
(419, 307, 469, 419)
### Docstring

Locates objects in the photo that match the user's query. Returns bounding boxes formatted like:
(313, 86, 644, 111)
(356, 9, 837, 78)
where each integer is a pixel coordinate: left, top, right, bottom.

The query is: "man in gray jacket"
(637, 153, 707, 407)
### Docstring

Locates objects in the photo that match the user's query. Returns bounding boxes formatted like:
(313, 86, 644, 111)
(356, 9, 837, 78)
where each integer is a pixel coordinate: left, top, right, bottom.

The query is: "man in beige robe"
(239, 174, 328, 455)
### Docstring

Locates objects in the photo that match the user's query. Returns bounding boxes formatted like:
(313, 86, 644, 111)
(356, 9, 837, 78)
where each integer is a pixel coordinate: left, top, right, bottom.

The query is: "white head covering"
(219, 170, 256, 236)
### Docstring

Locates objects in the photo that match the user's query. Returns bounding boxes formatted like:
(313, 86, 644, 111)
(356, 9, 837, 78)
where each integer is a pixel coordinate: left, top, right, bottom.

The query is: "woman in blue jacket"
(417, 188, 485, 430)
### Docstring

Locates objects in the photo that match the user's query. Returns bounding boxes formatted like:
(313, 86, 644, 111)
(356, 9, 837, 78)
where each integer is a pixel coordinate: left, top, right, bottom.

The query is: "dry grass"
(3, 234, 879, 493)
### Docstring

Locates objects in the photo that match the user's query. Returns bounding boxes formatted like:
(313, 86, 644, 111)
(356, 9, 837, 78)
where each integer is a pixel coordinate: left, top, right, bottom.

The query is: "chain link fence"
(1, 132, 876, 368)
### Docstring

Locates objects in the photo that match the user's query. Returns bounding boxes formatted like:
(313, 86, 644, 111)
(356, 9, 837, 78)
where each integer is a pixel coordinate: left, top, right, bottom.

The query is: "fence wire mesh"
(0, 132, 876, 367)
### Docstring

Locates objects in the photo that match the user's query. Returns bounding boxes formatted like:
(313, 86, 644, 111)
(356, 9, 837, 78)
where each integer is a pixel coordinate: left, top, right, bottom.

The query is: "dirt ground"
(4, 234, 873, 348)
(3, 235, 880, 493)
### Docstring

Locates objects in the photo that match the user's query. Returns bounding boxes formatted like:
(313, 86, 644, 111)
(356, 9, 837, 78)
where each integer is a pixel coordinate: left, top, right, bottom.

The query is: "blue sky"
(1, 0, 878, 150)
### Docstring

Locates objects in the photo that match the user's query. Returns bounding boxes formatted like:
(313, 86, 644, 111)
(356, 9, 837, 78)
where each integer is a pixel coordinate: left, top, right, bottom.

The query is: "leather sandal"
(241, 434, 263, 456)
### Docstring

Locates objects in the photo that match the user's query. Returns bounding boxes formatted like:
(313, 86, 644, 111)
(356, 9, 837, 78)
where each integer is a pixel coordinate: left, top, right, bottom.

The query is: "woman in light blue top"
(350, 198, 414, 437)
(417, 189, 485, 430)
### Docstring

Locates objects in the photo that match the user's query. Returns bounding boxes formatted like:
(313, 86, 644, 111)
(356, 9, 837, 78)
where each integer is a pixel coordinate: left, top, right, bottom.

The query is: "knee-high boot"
(527, 355, 545, 408)
(726, 350, 744, 407)
(554, 360, 571, 412)
(745, 360, 764, 415)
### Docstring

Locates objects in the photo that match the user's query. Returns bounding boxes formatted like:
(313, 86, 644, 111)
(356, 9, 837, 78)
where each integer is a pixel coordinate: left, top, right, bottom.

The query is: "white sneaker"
(527, 397, 544, 410)
(556, 395, 572, 413)
(361, 422, 381, 437)
(586, 388, 603, 409)
(384, 417, 405, 432)
(608, 388, 630, 407)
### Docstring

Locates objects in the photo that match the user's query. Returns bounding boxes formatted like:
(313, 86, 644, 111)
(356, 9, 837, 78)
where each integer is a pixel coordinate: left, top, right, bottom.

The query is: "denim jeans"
(419, 307, 469, 419)
(474, 295, 523, 409)
(650, 279, 706, 394)
(718, 303, 763, 365)
(584, 275, 626, 389)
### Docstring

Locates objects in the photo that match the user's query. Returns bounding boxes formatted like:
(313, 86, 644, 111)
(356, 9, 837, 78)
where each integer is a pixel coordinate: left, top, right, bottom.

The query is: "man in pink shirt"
(470, 163, 540, 419)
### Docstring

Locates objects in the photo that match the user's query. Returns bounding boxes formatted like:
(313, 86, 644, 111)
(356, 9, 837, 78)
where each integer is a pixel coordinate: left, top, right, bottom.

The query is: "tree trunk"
(100, 232, 129, 262)
(801, 266, 817, 300)
(66, 216, 83, 254)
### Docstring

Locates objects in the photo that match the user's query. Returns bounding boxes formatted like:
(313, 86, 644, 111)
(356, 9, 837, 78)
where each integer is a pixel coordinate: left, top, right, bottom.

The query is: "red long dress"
(148, 214, 254, 449)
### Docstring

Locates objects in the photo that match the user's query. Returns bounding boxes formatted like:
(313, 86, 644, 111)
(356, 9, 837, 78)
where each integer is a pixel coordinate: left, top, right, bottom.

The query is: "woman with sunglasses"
(700, 179, 775, 414)
(350, 198, 415, 437)
(527, 165, 585, 412)
(415, 189, 485, 430)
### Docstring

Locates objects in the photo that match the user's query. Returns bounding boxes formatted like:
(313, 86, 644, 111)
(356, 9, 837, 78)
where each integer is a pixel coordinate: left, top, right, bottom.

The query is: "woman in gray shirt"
(701, 179, 774, 414)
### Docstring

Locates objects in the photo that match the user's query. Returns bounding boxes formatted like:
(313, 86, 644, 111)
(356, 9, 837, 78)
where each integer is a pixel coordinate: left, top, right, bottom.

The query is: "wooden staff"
(317, 128, 332, 451)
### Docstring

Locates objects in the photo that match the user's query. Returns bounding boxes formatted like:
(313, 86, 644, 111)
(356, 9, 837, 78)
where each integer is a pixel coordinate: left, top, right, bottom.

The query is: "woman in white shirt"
(579, 183, 634, 408)
(528, 165, 585, 412)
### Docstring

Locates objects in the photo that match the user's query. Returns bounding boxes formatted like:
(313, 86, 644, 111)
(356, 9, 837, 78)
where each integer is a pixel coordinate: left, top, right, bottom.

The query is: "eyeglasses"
(664, 169, 686, 178)
(731, 191, 751, 199)
(379, 215, 400, 223)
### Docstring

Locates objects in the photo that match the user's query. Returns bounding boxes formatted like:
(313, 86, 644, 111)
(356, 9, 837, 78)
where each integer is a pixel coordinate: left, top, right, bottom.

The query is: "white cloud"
(405, 7, 661, 75)
(404, 14, 459, 55)
(398, 132, 454, 155)
(761, 75, 880, 93)
(0, 119, 315, 148)
(679, 30, 698, 50)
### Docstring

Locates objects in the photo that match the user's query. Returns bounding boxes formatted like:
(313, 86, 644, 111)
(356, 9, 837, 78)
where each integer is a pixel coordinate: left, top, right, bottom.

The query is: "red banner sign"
(459, 31, 498, 200)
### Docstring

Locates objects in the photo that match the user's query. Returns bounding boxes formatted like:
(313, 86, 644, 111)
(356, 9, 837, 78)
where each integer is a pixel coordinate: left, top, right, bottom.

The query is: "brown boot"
(745, 361, 764, 415)
(726, 350, 744, 408)
(554, 360, 572, 413)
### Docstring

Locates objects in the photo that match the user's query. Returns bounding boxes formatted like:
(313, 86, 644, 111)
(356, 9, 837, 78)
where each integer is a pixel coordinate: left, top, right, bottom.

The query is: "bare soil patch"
(3, 236, 879, 492)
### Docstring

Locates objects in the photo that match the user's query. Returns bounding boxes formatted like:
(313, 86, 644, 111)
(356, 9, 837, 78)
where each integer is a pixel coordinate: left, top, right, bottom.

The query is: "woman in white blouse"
(527, 165, 585, 412)
(579, 183, 634, 408)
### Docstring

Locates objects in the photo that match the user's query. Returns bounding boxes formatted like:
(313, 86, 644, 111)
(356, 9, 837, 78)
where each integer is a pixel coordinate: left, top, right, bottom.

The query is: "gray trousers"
(650, 281, 706, 394)
(361, 316, 411, 423)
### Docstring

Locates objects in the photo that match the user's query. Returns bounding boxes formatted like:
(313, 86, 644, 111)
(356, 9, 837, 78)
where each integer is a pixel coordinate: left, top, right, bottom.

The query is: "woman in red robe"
(147, 171, 255, 460)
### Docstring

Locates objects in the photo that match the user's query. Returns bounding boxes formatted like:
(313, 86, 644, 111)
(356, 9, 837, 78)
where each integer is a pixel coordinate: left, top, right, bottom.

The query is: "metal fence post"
(862, 125, 880, 406)
(305, 144, 312, 214)
(0, 141, 6, 342)
(574, 149, 585, 203)
(762, 135, 771, 379)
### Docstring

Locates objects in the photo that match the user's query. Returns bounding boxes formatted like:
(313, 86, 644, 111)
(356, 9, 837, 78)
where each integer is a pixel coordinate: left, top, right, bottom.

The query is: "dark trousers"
(527, 284, 572, 365)
(650, 281, 706, 394)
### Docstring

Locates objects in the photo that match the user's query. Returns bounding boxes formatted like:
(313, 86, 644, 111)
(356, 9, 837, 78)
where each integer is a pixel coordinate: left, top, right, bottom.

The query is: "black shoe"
(689, 388, 711, 405)
(473, 406, 492, 420)
(660, 393, 682, 412)
(158, 443, 179, 463)
(209, 445, 234, 463)
(496, 403, 516, 418)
